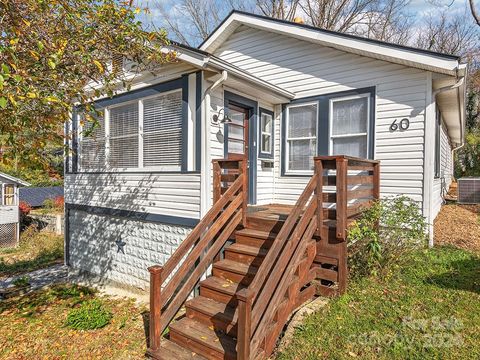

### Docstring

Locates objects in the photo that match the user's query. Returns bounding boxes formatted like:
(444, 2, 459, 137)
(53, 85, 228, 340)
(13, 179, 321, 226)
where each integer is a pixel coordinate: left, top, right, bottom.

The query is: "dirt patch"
(434, 203, 480, 253)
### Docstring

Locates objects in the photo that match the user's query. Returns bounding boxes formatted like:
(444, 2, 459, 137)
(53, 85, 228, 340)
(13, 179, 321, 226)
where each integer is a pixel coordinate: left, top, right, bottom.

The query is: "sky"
(133, 0, 475, 46)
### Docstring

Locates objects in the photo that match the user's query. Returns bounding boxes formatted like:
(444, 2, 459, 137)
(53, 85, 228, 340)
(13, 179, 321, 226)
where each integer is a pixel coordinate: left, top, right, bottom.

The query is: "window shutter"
(79, 112, 106, 170)
(143, 90, 183, 169)
(109, 102, 139, 168)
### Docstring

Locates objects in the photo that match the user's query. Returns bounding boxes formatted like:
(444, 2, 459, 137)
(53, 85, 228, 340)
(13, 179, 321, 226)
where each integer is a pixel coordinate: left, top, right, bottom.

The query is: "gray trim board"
(181, 74, 189, 172)
(71, 107, 78, 173)
(223, 91, 258, 205)
(195, 71, 202, 171)
(65, 203, 199, 227)
(281, 87, 376, 176)
(93, 78, 184, 108)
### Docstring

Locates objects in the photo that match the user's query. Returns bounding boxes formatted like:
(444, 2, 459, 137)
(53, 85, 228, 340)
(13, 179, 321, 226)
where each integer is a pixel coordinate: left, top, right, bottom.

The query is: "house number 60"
(390, 118, 410, 131)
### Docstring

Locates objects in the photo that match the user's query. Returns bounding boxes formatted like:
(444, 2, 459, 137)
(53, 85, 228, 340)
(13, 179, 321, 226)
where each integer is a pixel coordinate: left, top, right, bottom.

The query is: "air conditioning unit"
(458, 177, 480, 204)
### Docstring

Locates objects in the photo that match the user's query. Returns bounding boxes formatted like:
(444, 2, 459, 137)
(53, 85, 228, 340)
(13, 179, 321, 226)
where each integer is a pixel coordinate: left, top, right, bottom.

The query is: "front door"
(226, 104, 249, 158)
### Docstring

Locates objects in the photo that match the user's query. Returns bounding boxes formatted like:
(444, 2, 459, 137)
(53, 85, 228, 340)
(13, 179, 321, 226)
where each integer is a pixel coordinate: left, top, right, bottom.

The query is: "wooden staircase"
(147, 156, 380, 360)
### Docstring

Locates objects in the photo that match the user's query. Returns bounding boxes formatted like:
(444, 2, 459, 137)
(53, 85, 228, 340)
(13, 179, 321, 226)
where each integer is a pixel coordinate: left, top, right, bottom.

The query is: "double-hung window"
(2, 184, 15, 205)
(285, 103, 318, 173)
(329, 94, 370, 159)
(283, 88, 374, 175)
(78, 85, 184, 172)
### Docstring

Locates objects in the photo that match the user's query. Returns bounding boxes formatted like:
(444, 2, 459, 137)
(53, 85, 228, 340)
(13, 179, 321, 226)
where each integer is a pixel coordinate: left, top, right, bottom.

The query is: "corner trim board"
(65, 203, 199, 227)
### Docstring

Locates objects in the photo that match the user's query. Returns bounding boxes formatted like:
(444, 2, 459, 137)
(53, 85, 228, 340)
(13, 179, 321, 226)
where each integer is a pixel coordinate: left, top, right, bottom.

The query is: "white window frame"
(78, 88, 184, 173)
(2, 183, 16, 206)
(328, 93, 370, 158)
(259, 109, 274, 157)
(285, 101, 319, 175)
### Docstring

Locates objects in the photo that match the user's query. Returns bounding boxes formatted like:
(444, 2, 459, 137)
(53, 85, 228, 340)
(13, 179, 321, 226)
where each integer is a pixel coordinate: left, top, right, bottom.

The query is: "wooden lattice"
(0, 223, 18, 248)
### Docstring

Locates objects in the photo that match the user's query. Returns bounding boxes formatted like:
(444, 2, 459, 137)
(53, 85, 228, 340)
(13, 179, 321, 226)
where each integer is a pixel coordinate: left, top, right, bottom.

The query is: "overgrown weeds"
(347, 196, 428, 277)
(0, 225, 63, 277)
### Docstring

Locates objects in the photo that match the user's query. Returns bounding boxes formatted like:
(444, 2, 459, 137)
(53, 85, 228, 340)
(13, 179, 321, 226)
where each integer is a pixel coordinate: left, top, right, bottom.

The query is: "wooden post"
(148, 265, 163, 352)
(236, 289, 252, 360)
(335, 157, 348, 241)
(314, 158, 324, 239)
(373, 162, 380, 200)
(239, 158, 248, 227)
(213, 160, 221, 205)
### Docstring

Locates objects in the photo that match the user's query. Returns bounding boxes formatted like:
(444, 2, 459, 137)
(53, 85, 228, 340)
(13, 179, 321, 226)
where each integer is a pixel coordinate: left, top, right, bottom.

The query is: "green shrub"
(66, 299, 112, 330)
(347, 196, 428, 277)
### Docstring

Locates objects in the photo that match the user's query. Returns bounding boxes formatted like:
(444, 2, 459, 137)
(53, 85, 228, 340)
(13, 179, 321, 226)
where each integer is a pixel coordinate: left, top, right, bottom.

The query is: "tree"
(156, 0, 255, 46)
(0, 0, 173, 169)
(155, 0, 413, 46)
(469, 0, 480, 26)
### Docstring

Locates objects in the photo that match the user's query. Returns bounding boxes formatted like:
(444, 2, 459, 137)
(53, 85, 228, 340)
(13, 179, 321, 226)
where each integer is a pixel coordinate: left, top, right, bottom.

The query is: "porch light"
(212, 108, 233, 124)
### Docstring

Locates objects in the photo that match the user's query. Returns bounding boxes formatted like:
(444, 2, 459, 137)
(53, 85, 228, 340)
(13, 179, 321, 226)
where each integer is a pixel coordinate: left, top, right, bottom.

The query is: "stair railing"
(236, 174, 319, 359)
(314, 155, 380, 294)
(148, 157, 248, 353)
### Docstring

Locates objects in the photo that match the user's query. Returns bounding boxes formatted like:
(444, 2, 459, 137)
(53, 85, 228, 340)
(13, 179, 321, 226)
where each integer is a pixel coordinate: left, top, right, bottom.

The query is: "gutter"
(433, 75, 466, 150)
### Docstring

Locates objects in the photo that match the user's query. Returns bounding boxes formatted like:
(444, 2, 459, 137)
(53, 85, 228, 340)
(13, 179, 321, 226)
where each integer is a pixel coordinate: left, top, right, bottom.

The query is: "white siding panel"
(215, 25, 428, 206)
(65, 173, 201, 219)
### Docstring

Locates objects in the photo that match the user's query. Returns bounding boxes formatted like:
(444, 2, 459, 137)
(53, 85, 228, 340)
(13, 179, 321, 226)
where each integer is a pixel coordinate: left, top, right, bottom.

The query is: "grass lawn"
(0, 284, 147, 359)
(0, 227, 63, 278)
(277, 246, 480, 359)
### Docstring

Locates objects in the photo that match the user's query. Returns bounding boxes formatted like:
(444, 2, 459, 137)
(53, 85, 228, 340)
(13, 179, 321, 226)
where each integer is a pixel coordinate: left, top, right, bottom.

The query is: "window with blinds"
(79, 111, 106, 170)
(143, 90, 183, 169)
(109, 102, 139, 168)
(77, 88, 184, 171)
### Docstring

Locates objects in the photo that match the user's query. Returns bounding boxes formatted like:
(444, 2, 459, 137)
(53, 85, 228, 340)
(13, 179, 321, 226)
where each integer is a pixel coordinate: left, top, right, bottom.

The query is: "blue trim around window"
(281, 86, 376, 176)
(258, 108, 274, 160)
(69, 76, 194, 174)
(223, 91, 258, 205)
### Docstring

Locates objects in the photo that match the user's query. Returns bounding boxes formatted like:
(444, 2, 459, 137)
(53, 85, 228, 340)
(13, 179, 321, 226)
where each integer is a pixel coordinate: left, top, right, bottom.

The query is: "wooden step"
(169, 317, 237, 360)
(199, 276, 245, 305)
(147, 338, 207, 359)
(185, 296, 238, 336)
(224, 243, 268, 266)
(245, 216, 284, 233)
(212, 259, 258, 285)
(235, 228, 277, 249)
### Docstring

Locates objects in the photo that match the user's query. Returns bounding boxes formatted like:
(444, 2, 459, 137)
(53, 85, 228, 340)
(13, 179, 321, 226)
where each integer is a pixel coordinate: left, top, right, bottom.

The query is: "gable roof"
(0, 172, 30, 186)
(199, 10, 466, 77)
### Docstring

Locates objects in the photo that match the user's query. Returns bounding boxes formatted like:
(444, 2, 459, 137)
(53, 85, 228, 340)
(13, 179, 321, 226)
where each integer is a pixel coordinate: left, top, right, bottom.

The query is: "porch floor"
(247, 204, 296, 222)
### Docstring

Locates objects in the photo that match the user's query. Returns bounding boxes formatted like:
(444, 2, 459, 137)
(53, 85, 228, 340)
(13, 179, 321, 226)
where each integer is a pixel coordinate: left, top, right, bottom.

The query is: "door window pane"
(260, 111, 273, 155)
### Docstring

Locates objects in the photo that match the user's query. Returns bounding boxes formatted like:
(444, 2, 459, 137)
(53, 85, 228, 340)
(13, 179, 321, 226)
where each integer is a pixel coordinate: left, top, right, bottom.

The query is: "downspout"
(427, 75, 465, 247)
(201, 70, 228, 217)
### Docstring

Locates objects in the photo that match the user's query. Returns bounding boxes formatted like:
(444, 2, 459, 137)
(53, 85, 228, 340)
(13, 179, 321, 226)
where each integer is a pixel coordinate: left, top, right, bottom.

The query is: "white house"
(0, 172, 30, 248)
(64, 11, 466, 291)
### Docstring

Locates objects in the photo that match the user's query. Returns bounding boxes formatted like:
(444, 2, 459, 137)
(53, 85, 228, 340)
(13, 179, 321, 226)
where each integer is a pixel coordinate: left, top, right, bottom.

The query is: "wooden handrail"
(147, 157, 248, 351)
(237, 174, 319, 357)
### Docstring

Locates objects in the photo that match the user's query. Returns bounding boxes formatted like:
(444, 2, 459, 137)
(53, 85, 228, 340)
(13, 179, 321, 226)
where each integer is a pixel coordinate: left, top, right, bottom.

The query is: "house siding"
(432, 122, 454, 220)
(214, 25, 428, 208)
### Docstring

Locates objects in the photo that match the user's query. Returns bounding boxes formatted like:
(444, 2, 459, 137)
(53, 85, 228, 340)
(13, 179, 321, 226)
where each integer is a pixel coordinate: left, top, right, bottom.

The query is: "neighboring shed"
(19, 186, 64, 208)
